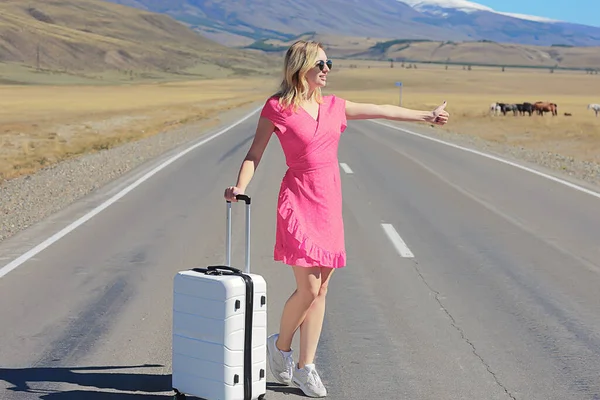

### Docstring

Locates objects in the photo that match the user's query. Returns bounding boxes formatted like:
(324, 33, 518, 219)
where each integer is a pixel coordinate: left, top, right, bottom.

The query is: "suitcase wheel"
(172, 389, 185, 399)
(259, 395, 265, 400)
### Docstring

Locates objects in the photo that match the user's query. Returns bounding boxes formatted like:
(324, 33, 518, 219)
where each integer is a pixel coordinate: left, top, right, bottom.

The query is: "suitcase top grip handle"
(226, 194, 251, 204)
(207, 265, 242, 274)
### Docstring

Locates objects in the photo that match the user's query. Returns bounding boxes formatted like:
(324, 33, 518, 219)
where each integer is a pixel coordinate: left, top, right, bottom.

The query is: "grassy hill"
(0, 0, 274, 83)
(359, 40, 600, 70)
(254, 34, 600, 70)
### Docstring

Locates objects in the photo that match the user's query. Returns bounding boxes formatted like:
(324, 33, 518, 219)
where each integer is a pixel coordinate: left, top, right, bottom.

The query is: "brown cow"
(533, 101, 558, 116)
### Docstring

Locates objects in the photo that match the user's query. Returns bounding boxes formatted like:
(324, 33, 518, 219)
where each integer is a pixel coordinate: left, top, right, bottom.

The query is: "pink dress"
(260, 94, 348, 269)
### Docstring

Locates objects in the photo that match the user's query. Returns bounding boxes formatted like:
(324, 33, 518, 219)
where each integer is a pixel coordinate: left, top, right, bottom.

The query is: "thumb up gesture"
(428, 101, 449, 125)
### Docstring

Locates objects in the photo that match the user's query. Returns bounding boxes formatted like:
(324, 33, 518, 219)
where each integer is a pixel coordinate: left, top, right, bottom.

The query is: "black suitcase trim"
(193, 265, 254, 400)
(239, 272, 254, 400)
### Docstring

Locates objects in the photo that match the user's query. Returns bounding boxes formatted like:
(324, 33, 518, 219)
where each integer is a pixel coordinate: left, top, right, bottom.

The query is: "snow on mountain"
(402, 0, 492, 13)
(400, 0, 560, 23)
(498, 12, 558, 23)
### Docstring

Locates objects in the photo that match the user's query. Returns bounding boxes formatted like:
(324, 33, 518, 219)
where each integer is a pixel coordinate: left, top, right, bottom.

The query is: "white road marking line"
(381, 223, 414, 258)
(0, 107, 262, 280)
(340, 163, 353, 174)
(370, 120, 600, 201)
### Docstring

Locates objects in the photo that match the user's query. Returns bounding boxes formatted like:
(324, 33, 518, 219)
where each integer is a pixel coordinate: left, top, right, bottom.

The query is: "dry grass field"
(327, 61, 600, 164)
(1, 60, 598, 185)
(0, 77, 278, 182)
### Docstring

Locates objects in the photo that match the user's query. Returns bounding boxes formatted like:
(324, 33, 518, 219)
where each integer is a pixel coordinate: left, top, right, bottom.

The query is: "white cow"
(490, 102, 501, 116)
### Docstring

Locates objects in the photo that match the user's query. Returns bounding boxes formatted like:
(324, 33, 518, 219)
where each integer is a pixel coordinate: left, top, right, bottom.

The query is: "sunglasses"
(316, 60, 333, 71)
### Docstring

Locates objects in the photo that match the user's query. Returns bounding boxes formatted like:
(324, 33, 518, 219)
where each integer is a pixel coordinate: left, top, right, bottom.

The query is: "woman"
(224, 40, 449, 397)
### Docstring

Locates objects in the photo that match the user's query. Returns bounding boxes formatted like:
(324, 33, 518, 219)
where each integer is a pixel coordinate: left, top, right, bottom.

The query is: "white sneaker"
(266, 333, 294, 385)
(292, 363, 327, 397)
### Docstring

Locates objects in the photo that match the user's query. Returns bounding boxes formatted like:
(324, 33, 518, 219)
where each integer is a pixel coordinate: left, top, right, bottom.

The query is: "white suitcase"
(172, 194, 267, 400)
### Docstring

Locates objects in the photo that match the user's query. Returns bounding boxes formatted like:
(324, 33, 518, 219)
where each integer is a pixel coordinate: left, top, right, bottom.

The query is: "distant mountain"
(398, 0, 600, 47)
(104, 0, 470, 45)
(103, 0, 600, 47)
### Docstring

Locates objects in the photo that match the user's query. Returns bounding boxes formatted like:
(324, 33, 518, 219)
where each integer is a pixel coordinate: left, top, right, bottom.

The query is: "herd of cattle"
(490, 101, 558, 116)
(490, 102, 600, 117)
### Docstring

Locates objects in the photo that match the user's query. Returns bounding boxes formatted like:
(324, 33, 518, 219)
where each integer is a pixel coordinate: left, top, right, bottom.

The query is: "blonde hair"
(275, 40, 324, 111)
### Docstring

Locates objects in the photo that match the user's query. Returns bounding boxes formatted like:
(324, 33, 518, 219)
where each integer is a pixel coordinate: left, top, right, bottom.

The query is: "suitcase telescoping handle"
(226, 194, 251, 274)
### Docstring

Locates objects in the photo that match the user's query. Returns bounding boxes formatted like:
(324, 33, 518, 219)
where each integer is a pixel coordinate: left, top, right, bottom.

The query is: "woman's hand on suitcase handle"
(224, 186, 243, 202)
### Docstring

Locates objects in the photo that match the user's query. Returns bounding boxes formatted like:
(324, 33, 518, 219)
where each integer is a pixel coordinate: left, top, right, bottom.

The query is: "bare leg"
(275, 266, 322, 352)
(298, 267, 334, 369)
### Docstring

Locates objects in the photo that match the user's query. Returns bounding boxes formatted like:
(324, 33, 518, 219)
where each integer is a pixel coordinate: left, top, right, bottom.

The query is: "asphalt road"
(1, 109, 599, 400)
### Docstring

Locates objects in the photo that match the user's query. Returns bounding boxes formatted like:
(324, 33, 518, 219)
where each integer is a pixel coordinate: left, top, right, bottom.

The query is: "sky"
(475, 0, 599, 27)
